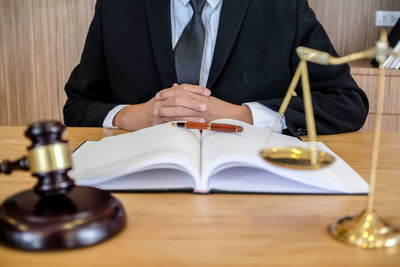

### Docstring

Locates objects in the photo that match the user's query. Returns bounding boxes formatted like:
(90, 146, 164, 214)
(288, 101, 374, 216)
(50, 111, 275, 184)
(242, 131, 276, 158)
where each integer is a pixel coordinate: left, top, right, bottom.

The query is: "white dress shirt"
(104, 0, 286, 132)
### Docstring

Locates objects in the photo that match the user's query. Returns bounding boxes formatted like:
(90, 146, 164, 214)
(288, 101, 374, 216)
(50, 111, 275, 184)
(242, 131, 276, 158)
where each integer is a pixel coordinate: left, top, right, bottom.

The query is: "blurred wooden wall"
(0, 0, 95, 126)
(0, 0, 399, 127)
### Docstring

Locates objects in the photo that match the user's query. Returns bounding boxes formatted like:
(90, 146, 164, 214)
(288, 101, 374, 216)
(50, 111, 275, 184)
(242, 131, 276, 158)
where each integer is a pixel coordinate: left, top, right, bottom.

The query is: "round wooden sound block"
(0, 186, 126, 251)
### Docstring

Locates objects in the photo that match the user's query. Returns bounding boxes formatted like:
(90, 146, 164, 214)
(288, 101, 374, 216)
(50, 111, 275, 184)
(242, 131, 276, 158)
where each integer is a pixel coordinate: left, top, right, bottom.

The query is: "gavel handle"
(0, 156, 29, 174)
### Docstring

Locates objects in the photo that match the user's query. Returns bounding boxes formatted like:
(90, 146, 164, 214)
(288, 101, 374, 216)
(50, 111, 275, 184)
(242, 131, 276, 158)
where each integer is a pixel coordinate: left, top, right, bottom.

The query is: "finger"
(157, 85, 211, 100)
(155, 106, 204, 118)
(179, 84, 211, 96)
(157, 90, 210, 104)
(156, 97, 207, 112)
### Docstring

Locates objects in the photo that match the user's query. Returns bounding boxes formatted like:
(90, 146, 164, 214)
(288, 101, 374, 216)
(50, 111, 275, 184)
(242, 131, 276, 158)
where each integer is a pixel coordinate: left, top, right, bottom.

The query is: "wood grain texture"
(0, 127, 399, 266)
(350, 61, 400, 131)
(361, 114, 400, 131)
(0, 0, 399, 132)
(0, 0, 95, 126)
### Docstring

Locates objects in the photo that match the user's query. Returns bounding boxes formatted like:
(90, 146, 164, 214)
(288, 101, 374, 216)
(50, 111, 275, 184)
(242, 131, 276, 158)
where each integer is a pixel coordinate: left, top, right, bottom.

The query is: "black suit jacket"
(64, 0, 369, 136)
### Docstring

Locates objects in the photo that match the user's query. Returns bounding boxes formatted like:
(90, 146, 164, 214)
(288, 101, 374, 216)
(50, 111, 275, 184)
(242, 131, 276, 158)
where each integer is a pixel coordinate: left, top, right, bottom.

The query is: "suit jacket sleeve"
(258, 0, 369, 135)
(63, 0, 118, 126)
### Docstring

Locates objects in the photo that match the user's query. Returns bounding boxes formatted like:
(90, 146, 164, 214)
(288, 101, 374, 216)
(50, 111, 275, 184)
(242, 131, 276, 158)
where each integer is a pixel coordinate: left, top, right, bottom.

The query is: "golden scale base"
(329, 210, 400, 248)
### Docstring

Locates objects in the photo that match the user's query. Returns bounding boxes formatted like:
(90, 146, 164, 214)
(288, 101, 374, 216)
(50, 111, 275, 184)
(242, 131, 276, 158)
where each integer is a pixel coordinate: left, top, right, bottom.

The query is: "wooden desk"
(0, 127, 399, 266)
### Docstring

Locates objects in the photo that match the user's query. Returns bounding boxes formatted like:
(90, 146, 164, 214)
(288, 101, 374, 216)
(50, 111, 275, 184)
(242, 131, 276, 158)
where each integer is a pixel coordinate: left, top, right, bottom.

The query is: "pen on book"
(170, 122, 243, 133)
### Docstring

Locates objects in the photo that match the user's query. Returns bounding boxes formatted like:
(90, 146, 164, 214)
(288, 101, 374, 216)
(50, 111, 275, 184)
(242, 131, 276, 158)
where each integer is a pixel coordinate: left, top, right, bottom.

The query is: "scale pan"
(260, 147, 335, 170)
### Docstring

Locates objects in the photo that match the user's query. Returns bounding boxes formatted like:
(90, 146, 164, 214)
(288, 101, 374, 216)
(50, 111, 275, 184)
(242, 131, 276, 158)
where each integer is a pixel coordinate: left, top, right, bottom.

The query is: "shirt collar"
(179, 0, 222, 9)
(207, 0, 221, 9)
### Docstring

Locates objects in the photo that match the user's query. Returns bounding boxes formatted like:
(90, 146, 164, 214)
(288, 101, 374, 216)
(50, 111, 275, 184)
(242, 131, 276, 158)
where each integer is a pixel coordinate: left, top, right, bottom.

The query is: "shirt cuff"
(103, 105, 128, 129)
(243, 102, 287, 133)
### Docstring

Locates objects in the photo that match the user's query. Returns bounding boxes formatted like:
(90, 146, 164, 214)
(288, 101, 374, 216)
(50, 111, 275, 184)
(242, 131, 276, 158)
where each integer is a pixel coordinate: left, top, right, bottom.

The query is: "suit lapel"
(145, 0, 176, 88)
(207, 0, 250, 89)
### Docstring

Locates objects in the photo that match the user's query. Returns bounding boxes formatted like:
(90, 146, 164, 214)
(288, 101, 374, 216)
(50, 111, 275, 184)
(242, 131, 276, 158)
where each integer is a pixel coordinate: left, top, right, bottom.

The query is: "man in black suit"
(64, 0, 369, 136)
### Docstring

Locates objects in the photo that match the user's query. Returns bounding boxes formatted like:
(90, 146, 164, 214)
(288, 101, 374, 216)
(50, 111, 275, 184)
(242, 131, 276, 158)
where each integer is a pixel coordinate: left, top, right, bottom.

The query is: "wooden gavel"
(0, 121, 75, 197)
(0, 121, 126, 251)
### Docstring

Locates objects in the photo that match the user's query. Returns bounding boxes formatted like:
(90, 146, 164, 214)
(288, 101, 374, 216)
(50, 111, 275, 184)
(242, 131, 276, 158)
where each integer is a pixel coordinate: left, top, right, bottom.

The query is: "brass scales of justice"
(260, 32, 400, 248)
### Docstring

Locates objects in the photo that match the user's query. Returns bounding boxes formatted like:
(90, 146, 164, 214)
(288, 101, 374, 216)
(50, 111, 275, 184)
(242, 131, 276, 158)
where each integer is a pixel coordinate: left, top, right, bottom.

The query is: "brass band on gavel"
(27, 143, 72, 174)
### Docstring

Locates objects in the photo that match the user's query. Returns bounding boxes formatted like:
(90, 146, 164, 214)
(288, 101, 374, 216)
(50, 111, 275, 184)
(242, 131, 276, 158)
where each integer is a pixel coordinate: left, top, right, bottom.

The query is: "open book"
(70, 119, 369, 194)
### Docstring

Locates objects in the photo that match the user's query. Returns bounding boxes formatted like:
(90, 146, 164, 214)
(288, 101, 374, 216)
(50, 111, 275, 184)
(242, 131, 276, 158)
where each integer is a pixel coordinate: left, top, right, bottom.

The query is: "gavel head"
(25, 121, 75, 197)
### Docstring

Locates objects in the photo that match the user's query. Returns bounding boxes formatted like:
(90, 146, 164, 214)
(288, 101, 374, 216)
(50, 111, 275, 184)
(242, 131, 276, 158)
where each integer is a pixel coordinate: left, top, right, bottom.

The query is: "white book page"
(199, 119, 301, 190)
(69, 122, 201, 189)
(208, 167, 338, 194)
(201, 119, 369, 194)
(207, 142, 369, 194)
(90, 168, 196, 191)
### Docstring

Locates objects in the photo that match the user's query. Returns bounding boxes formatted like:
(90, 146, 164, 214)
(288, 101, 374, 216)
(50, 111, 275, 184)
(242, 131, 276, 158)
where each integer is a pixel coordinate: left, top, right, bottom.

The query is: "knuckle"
(159, 88, 173, 99)
(157, 92, 165, 99)
(158, 89, 167, 96)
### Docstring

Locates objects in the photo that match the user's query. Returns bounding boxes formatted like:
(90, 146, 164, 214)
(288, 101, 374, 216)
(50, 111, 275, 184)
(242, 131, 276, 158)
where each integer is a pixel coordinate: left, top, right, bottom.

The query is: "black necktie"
(174, 0, 207, 85)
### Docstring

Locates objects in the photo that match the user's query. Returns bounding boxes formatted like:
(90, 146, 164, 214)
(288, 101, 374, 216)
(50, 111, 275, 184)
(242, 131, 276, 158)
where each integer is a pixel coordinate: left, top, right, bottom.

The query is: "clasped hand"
(113, 84, 252, 131)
